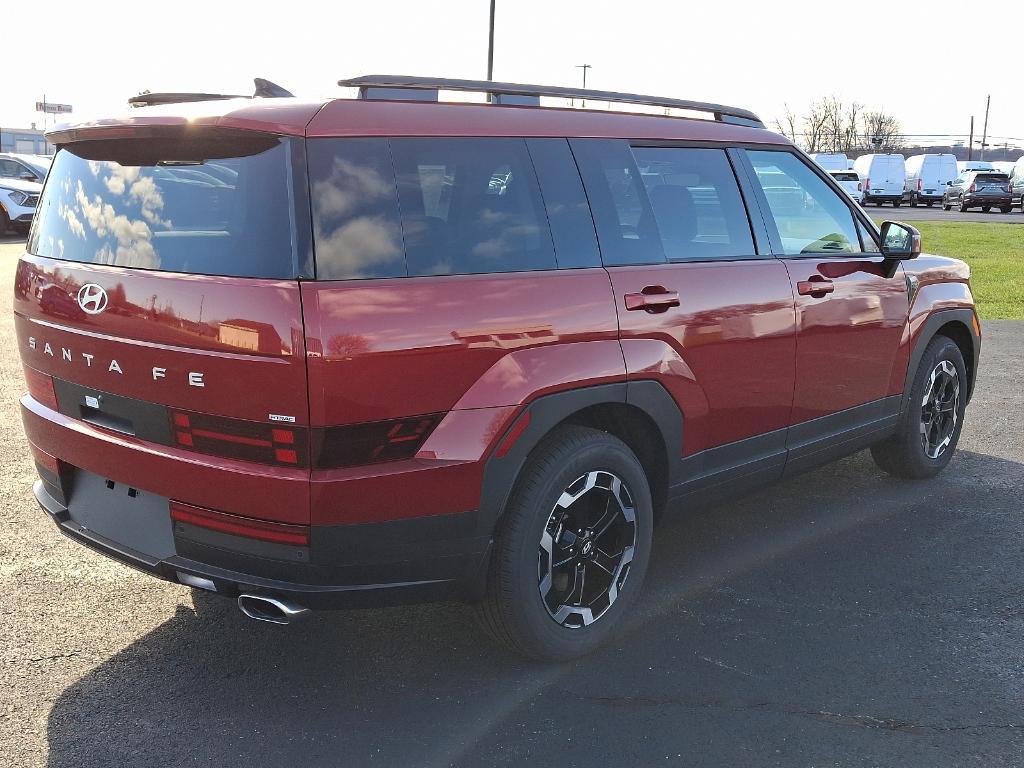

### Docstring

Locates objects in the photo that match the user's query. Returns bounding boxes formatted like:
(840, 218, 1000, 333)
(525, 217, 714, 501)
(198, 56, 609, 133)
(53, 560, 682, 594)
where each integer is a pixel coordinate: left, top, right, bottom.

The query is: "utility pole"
(576, 64, 591, 107)
(486, 0, 496, 80)
(968, 116, 974, 161)
(979, 94, 990, 161)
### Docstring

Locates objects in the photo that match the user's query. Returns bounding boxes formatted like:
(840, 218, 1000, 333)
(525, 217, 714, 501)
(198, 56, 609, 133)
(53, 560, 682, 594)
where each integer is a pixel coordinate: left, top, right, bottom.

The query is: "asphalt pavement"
(0, 240, 1022, 767)
(865, 203, 1024, 224)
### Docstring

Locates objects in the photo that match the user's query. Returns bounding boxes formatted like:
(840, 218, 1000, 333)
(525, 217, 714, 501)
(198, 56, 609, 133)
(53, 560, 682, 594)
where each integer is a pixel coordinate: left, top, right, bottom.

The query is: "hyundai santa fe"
(17, 76, 981, 660)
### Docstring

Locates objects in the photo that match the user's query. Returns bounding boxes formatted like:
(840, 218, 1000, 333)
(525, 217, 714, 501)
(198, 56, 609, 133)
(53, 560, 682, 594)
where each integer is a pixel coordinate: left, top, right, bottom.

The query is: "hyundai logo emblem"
(77, 283, 109, 315)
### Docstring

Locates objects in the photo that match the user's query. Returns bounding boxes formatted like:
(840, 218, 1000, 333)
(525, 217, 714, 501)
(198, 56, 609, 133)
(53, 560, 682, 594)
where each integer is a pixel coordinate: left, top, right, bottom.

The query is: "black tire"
(1000, 205, 1012, 213)
(982, 205, 991, 212)
(910, 194, 918, 207)
(871, 335, 968, 479)
(960, 198, 970, 212)
(926, 200, 935, 207)
(942, 201, 952, 211)
(893, 199, 902, 207)
(477, 425, 654, 660)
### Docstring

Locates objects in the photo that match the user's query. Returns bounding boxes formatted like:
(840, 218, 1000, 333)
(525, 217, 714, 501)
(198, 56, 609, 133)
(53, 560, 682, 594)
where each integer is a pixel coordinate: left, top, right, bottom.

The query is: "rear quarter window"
(391, 138, 556, 276)
(308, 137, 568, 279)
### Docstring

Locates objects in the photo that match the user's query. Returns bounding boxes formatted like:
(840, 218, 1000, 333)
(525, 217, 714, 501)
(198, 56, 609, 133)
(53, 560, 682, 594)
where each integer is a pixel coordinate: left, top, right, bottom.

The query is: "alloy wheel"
(920, 360, 960, 460)
(538, 470, 637, 628)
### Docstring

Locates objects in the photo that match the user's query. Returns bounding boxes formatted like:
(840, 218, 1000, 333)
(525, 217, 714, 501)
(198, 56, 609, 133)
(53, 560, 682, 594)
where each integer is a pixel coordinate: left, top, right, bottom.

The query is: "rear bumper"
(962, 194, 1011, 206)
(23, 395, 492, 608)
(34, 478, 491, 608)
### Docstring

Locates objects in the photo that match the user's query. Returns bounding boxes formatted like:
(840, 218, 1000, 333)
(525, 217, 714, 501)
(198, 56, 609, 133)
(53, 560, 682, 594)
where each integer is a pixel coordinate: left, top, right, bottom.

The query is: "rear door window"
(745, 150, 860, 256)
(391, 138, 556, 276)
(631, 146, 755, 261)
(974, 174, 1008, 185)
(569, 139, 665, 266)
(29, 133, 305, 279)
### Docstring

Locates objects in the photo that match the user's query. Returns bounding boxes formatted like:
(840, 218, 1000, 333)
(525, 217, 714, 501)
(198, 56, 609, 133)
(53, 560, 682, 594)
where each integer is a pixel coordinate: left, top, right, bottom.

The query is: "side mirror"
(880, 221, 921, 260)
(946, 181, 953, 186)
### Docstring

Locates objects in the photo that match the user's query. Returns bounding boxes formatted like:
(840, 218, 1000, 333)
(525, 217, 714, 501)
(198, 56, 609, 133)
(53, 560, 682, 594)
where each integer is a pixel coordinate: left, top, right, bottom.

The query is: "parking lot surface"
(0, 240, 1022, 767)
(864, 205, 1023, 224)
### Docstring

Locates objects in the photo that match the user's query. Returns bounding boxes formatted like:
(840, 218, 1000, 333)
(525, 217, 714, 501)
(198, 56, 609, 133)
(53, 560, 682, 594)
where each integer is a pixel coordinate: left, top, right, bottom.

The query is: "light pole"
(979, 95, 990, 161)
(487, 0, 496, 80)
(576, 64, 591, 107)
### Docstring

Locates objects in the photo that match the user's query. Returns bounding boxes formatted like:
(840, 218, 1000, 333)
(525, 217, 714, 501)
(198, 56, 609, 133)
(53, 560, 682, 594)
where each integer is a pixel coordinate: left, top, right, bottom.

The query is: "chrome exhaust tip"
(237, 593, 310, 625)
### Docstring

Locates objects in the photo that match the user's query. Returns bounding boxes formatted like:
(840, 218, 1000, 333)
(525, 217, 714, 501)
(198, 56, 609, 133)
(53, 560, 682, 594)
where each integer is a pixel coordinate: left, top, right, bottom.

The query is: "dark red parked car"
(17, 76, 980, 659)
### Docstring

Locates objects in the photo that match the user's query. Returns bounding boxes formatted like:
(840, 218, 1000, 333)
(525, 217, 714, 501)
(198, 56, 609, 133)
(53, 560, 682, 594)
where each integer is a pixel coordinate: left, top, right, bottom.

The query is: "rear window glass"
(569, 138, 665, 266)
(29, 134, 301, 279)
(391, 138, 556, 276)
(973, 174, 1008, 184)
(831, 172, 859, 181)
(632, 147, 754, 261)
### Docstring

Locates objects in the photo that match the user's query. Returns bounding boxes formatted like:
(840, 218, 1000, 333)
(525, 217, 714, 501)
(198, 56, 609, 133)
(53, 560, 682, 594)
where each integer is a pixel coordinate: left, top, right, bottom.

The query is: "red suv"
(17, 76, 980, 659)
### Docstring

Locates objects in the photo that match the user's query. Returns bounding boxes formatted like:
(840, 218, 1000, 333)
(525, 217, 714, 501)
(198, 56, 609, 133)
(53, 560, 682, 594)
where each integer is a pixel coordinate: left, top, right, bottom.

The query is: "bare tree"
(772, 97, 895, 155)
(860, 110, 903, 151)
(773, 104, 799, 144)
(802, 100, 829, 154)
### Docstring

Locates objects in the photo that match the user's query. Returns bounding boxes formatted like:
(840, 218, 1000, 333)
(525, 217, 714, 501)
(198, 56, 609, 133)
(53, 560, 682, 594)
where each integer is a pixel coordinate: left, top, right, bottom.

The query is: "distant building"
(0, 125, 54, 155)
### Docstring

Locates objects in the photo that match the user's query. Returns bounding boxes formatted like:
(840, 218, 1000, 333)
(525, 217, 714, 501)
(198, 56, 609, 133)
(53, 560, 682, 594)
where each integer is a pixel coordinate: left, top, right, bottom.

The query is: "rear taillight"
(917, 179, 922, 191)
(169, 410, 308, 468)
(312, 415, 441, 469)
(865, 177, 870, 190)
(23, 366, 58, 411)
(968, 183, 976, 193)
(170, 500, 309, 546)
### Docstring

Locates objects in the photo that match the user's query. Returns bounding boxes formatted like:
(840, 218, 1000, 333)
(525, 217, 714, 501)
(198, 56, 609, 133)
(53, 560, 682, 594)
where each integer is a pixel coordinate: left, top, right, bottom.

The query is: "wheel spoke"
(591, 548, 617, 575)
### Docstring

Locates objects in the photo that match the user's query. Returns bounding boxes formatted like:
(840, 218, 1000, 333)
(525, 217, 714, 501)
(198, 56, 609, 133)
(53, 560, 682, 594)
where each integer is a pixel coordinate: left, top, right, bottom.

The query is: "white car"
(0, 177, 43, 234)
(0, 153, 51, 184)
(828, 169, 864, 203)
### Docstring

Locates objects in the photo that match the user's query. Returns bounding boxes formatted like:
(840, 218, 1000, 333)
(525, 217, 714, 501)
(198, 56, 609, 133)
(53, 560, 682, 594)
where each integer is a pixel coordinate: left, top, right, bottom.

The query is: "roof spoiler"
(128, 78, 294, 108)
(338, 75, 764, 128)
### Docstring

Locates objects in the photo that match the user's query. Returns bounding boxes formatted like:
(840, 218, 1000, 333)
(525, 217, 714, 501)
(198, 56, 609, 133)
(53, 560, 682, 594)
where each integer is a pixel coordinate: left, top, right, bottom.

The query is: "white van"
(810, 153, 849, 172)
(991, 161, 1015, 175)
(904, 154, 958, 207)
(957, 160, 994, 174)
(1009, 157, 1024, 210)
(854, 153, 906, 206)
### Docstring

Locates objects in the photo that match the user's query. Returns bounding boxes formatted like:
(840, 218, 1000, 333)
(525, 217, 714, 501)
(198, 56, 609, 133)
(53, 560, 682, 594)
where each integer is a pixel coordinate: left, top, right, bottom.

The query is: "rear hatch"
(16, 129, 312, 523)
(972, 173, 1010, 195)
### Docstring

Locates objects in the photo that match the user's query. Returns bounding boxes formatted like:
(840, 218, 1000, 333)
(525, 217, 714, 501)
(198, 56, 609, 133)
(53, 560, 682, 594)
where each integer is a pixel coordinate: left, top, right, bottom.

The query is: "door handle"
(624, 288, 680, 312)
(797, 276, 835, 297)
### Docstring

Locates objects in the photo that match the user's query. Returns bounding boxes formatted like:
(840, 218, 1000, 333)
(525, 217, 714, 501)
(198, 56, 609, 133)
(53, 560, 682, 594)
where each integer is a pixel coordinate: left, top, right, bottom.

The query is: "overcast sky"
(4, 0, 1022, 145)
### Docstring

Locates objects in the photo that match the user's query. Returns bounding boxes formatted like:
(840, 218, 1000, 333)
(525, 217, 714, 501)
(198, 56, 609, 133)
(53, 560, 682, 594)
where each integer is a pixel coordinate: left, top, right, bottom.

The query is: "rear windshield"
(28, 133, 303, 279)
(830, 172, 859, 181)
(973, 174, 1008, 184)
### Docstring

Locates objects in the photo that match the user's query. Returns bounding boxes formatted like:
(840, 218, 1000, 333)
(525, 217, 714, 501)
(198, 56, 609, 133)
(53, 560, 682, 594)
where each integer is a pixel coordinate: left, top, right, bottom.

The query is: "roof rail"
(338, 75, 764, 128)
(128, 78, 294, 108)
